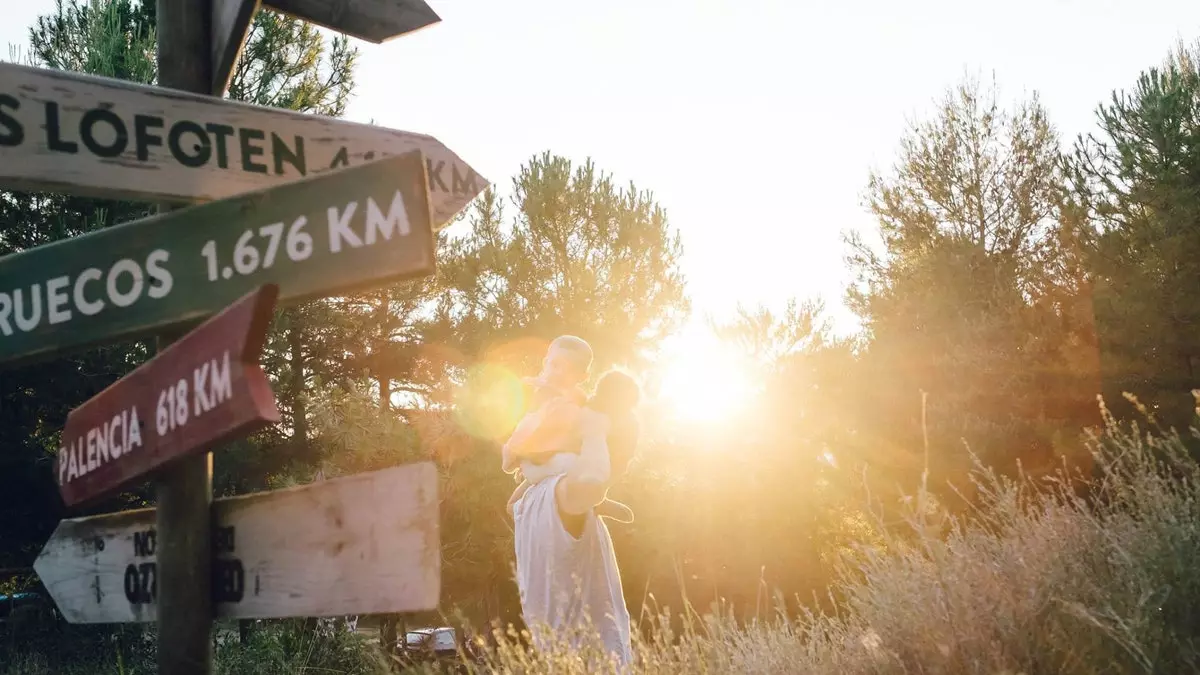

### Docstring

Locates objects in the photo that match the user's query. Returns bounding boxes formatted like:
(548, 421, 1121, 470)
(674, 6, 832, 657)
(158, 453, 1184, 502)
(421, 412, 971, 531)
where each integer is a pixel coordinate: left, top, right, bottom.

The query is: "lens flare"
(453, 363, 528, 442)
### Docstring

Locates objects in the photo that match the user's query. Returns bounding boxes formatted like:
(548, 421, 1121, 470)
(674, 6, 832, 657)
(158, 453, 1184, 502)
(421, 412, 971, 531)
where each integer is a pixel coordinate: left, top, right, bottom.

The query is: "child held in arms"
(502, 335, 638, 523)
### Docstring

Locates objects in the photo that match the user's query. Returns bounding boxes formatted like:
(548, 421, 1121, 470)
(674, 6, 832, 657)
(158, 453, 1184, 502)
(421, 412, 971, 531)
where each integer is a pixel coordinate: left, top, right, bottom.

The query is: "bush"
(460, 404, 1200, 674)
(11, 404, 1200, 674)
(2, 619, 388, 674)
(216, 619, 387, 674)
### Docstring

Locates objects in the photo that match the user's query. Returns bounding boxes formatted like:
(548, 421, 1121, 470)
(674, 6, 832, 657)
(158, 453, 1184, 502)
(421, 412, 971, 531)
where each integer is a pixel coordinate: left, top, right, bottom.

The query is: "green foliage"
(1067, 39, 1200, 431)
(434, 152, 689, 375)
(215, 619, 387, 674)
(841, 75, 1095, 509)
(3, 620, 388, 674)
(29, 0, 156, 83)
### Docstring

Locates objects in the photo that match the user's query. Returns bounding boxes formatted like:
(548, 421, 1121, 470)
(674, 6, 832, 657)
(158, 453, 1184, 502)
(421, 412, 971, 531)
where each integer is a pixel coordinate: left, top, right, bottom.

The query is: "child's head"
(537, 335, 593, 389)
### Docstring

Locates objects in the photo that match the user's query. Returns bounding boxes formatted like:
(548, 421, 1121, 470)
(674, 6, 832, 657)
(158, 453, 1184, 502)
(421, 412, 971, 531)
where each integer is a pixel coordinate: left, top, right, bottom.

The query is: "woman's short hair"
(588, 370, 641, 474)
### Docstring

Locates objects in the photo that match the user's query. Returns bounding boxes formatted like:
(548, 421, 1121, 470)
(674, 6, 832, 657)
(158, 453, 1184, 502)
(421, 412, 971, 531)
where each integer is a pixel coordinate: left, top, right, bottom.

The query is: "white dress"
(510, 410, 632, 669)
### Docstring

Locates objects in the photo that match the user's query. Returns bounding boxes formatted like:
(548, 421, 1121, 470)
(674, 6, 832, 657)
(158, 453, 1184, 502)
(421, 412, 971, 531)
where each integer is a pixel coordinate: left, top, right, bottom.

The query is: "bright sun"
(653, 325, 757, 423)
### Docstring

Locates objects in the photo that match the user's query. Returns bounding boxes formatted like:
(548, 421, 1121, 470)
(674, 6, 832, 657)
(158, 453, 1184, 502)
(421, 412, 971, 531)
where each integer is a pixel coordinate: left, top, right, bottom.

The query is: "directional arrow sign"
(0, 61, 484, 228)
(35, 462, 440, 623)
(55, 285, 280, 508)
(213, 0, 261, 95)
(262, 0, 440, 44)
(0, 151, 433, 367)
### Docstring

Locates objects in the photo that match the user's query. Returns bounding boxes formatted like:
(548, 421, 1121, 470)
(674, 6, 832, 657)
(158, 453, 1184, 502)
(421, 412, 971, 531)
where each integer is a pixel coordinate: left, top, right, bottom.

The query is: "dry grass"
(454, 405, 1200, 674)
(9, 406, 1200, 674)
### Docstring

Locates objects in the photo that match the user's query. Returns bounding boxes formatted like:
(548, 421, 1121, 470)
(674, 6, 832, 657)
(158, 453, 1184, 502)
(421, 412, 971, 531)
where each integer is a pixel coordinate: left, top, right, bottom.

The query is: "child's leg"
(595, 498, 634, 523)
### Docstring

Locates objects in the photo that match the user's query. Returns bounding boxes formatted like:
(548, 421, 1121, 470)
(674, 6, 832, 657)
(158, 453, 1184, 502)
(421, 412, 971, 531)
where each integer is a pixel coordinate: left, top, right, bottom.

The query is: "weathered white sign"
(0, 62, 485, 229)
(34, 462, 440, 624)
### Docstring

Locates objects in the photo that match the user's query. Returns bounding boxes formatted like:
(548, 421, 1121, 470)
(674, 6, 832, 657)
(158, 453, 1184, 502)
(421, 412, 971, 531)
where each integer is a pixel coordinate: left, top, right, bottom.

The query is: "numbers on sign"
(174, 379, 188, 426)
(233, 230, 260, 275)
(201, 240, 219, 281)
(124, 562, 157, 604)
(198, 215, 314, 282)
(156, 377, 190, 435)
(286, 216, 313, 261)
(258, 222, 283, 269)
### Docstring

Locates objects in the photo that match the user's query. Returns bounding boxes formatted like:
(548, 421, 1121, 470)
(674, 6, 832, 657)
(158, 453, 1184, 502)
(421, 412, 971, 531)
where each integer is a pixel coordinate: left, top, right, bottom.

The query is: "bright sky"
(4, 0, 1200, 336)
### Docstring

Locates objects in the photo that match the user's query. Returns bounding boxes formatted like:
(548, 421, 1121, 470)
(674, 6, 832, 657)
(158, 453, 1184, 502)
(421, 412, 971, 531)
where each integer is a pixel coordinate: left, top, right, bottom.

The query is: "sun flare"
(654, 326, 756, 423)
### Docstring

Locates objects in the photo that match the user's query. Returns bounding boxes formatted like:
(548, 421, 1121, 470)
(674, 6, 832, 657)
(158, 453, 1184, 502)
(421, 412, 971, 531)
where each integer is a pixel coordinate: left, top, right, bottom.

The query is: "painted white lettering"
(58, 446, 68, 485)
(74, 268, 104, 316)
(86, 428, 97, 473)
(109, 412, 123, 459)
(96, 419, 109, 464)
(67, 441, 78, 480)
(3, 250, 176, 336)
(364, 190, 411, 245)
(106, 259, 143, 308)
(193, 361, 211, 415)
(327, 201, 361, 252)
(120, 409, 129, 456)
(145, 249, 172, 299)
(13, 287, 41, 332)
(211, 352, 232, 405)
(127, 407, 143, 450)
(46, 276, 71, 325)
(0, 291, 11, 337)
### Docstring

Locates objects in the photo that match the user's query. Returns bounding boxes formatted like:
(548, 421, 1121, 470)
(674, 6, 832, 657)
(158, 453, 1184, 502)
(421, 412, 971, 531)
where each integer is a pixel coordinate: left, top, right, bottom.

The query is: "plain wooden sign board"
(55, 285, 280, 508)
(212, 0, 441, 95)
(264, 0, 441, 44)
(35, 462, 441, 624)
(213, 0, 261, 95)
(0, 151, 434, 367)
(0, 61, 485, 229)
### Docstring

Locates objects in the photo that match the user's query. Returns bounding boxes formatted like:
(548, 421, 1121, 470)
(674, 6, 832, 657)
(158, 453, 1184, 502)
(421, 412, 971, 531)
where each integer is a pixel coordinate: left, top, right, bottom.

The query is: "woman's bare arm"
(555, 410, 612, 515)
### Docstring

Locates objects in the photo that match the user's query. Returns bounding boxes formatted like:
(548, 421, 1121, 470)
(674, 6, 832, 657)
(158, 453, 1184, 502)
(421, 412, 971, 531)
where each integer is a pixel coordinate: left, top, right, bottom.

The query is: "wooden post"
(381, 615, 398, 656)
(156, 1, 216, 673)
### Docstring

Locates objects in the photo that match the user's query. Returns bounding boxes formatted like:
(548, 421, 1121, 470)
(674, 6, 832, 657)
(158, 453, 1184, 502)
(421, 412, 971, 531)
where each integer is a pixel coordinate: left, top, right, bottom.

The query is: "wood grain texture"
(0, 61, 484, 228)
(34, 462, 441, 623)
(0, 151, 434, 367)
(213, 0, 261, 95)
(55, 285, 280, 508)
(262, 0, 440, 43)
(153, 3, 217, 669)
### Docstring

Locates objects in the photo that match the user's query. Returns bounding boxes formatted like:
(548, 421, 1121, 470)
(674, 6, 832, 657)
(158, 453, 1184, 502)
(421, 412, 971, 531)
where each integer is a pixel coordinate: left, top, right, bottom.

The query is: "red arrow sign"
(55, 284, 281, 507)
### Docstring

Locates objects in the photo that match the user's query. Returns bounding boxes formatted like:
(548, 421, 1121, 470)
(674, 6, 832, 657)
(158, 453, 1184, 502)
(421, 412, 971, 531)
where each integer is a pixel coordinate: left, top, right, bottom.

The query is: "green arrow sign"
(0, 151, 433, 367)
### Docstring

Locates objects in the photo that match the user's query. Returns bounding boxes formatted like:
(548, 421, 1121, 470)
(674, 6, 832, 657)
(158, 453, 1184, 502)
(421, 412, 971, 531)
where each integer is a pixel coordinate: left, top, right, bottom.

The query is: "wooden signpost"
(8, 0, 464, 671)
(35, 462, 440, 624)
(0, 151, 434, 367)
(0, 61, 484, 229)
(55, 285, 280, 508)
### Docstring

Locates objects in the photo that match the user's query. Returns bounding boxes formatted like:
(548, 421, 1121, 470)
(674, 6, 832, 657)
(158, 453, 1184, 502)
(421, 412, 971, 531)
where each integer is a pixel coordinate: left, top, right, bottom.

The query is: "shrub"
(464, 403, 1200, 674)
(12, 403, 1200, 674)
